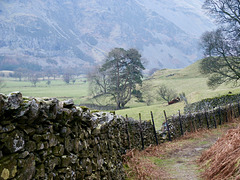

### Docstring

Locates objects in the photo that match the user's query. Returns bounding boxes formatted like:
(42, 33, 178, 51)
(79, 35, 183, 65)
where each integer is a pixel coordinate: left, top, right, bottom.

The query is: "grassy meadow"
(0, 77, 90, 105)
(1, 60, 240, 129)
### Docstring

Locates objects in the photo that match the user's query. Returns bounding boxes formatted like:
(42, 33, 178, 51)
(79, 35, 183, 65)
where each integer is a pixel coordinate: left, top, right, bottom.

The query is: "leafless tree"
(62, 73, 72, 84)
(0, 78, 5, 90)
(203, 0, 240, 36)
(29, 74, 39, 87)
(156, 84, 177, 103)
(200, 0, 240, 88)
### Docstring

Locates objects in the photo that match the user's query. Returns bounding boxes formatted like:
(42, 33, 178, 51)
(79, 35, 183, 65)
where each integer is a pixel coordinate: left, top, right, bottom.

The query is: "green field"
(0, 77, 90, 105)
(1, 60, 240, 129)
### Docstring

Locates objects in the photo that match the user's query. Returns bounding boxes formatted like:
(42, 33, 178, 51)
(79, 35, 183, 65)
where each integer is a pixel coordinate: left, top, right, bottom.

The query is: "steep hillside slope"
(0, 0, 214, 71)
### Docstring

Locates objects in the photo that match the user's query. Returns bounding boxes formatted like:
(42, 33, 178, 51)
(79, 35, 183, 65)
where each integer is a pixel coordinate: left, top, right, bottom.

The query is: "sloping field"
(116, 60, 240, 129)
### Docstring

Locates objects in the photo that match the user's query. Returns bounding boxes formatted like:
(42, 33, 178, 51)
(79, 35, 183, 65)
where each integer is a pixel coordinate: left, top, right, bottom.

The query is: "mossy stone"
(64, 137, 73, 153)
(16, 153, 35, 180)
(18, 151, 29, 159)
(0, 154, 17, 179)
(48, 134, 58, 147)
(35, 164, 45, 178)
(46, 156, 60, 172)
(25, 141, 36, 152)
(53, 144, 64, 156)
(61, 155, 72, 167)
(80, 106, 89, 112)
(0, 124, 15, 133)
(4, 130, 25, 153)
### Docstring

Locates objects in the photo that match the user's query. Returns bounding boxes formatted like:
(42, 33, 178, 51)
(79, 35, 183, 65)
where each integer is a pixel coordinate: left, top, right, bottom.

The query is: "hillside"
(0, 0, 214, 72)
(116, 59, 240, 128)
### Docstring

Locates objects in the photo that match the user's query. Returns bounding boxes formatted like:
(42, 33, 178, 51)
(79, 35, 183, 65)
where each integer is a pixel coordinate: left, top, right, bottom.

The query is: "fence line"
(125, 102, 240, 150)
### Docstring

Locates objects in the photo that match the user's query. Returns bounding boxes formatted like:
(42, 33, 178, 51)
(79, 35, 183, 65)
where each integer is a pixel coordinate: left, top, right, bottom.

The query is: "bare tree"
(46, 80, 51, 86)
(0, 78, 5, 90)
(63, 73, 72, 84)
(200, 29, 240, 87)
(88, 66, 108, 93)
(157, 84, 177, 103)
(200, 0, 240, 88)
(29, 74, 39, 87)
(203, 0, 240, 36)
(87, 66, 112, 106)
(13, 68, 26, 81)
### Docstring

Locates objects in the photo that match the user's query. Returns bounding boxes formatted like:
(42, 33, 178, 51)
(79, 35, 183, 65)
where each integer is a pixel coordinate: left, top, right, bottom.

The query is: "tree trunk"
(117, 102, 121, 110)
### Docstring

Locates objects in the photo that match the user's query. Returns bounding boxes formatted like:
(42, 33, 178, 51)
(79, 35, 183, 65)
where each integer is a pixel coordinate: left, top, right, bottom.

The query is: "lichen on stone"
(1, 168, 9, 180)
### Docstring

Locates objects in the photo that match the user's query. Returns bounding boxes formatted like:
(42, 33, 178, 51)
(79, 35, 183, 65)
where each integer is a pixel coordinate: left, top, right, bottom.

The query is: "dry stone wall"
(167, 103, 239, 139)
(184, 94, 240, 113)
(1, 92, 238, 180)
(0, 92, 167, 180)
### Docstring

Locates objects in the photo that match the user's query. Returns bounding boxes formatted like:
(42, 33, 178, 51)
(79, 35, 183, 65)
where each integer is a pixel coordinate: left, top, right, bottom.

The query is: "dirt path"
(154, 122, 239, 180)
(124, 122, 238, 180)
(161, 135, 218, 180)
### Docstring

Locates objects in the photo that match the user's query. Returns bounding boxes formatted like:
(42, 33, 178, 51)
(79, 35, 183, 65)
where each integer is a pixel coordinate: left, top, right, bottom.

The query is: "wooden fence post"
(164, 110, 172, 141)
(238, 101, 240, 117)
(197, 112, 202, 128)
(178, 110, 184, 136)
(189, 112, 196, 132)
(213, 109, 217, 129)
(150, 111, 159, 145)
(205, 110, 210, 129)
(139, 113, 144, 150)
(230, 103, 232, 120)
(218, 106, 222, 125)
(125, 115, 131, 149)
(226, 105, 229, 123)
